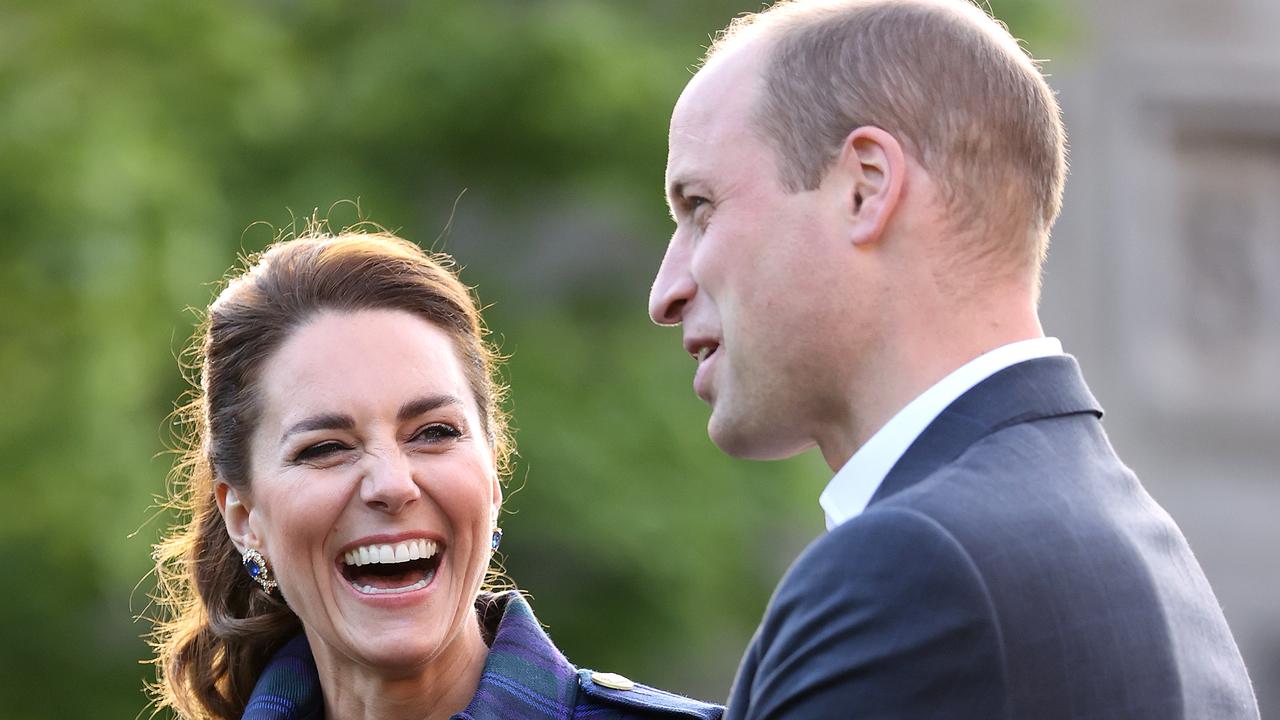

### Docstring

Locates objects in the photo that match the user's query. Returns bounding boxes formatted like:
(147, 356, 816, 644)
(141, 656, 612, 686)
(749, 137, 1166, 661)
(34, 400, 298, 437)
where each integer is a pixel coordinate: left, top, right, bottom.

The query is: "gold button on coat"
(591, 671, 635, 691)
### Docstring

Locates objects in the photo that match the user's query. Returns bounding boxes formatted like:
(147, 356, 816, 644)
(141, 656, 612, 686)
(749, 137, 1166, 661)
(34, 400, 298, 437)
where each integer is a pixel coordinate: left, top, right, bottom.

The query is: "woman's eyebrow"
(397, 394, 461, 422)
(278, 394, 461, 443)
(280, 413, 353, 443)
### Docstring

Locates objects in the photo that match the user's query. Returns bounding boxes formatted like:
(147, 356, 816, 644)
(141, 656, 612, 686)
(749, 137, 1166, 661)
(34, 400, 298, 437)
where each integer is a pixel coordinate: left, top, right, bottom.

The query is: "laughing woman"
(149, 230, 722, 720)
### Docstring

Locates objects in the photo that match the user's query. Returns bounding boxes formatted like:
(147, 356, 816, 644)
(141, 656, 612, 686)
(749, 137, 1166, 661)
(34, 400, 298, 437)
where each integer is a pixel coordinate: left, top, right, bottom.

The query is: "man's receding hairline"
(697, 0, 1067, 271)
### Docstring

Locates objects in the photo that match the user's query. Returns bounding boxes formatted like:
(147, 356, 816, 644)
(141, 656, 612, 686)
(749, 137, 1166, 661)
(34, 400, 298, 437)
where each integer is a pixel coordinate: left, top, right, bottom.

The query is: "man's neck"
(816, 293, 1044, 472)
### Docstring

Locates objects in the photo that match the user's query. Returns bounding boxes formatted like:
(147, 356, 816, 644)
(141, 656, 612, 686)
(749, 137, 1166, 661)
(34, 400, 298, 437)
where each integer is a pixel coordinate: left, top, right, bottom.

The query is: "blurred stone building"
(1042, 0, 1280, 712)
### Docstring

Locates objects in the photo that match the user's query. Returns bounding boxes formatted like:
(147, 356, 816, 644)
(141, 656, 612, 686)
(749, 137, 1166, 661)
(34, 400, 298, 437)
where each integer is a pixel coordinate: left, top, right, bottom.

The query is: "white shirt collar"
(819, 337, 1064, 530)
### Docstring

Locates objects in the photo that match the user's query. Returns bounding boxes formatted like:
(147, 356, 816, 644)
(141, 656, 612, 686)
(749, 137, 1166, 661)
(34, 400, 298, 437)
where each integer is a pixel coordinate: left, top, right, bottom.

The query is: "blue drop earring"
(242, 548, 279, 593)
(490, 527, 504, 551)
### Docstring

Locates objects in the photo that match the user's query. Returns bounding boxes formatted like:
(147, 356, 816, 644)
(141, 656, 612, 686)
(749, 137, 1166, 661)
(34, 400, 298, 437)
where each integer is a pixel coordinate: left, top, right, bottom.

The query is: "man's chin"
(708, 410, 813, 461)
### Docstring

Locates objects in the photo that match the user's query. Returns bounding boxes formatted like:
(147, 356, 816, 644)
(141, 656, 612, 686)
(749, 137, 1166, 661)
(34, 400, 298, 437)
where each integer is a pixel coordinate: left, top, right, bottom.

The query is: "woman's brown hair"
(147, 228, 511, 719)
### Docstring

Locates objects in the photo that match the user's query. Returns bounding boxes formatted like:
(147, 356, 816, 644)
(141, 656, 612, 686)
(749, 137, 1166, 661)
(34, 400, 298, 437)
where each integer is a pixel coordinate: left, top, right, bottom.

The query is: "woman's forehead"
(257, 309, 477, 430)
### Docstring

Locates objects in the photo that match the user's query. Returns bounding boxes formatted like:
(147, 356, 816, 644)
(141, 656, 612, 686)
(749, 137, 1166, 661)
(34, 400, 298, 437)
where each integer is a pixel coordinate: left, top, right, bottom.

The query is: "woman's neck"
(309, 618, 490, 720)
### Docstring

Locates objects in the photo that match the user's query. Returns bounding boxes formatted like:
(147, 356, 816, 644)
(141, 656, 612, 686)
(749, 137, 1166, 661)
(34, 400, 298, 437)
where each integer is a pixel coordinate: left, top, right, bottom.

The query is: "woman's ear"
(215, 481, 259, 554)
(491, 480, 503, 527)
(834, 125, 906, 246)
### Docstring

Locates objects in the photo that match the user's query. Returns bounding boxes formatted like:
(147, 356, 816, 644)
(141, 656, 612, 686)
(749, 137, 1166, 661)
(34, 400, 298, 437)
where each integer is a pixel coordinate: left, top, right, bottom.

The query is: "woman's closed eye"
(294, 440, 353, 464)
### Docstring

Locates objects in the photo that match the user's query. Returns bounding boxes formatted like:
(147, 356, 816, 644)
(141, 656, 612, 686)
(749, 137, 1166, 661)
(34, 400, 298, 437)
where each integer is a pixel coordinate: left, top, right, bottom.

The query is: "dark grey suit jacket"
(726, 356, 1258, 719)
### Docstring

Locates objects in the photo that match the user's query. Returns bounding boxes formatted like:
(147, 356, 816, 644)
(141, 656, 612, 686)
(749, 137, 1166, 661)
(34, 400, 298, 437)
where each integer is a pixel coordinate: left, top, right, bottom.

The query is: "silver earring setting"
(242, 548, 278, 593)
(491, 527, 503, 551)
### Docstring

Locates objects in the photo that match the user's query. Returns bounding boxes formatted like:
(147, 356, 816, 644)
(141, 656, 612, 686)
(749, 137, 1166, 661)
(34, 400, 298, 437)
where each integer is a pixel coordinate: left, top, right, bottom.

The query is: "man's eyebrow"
(668, 180, 687, 203)
(667, 178, 701, 215)
(665, 181, 685, 221)
(398, 393, 461, 422)
(281, 413, 354, 443)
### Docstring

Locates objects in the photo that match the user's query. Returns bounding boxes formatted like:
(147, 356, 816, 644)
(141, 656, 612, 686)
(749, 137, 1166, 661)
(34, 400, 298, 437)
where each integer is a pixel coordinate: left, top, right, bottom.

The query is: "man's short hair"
(708, 0, 1067, 269)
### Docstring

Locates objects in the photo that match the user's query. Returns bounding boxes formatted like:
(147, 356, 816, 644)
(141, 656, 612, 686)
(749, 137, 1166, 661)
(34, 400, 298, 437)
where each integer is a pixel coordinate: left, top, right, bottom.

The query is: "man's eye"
(413, 423, 462, 443)
(295, 441, 350, 463)
(688, 196, 710, 211)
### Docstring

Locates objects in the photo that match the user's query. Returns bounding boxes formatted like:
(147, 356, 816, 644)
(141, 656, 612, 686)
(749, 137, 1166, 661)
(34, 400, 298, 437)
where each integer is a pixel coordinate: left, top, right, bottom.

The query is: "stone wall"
(1040, 1, 1280, 711)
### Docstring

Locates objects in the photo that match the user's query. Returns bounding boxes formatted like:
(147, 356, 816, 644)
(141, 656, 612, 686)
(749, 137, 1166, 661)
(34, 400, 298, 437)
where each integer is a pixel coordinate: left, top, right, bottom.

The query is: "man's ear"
(215, 481, 259, 555)
(835, 125, 906, 246)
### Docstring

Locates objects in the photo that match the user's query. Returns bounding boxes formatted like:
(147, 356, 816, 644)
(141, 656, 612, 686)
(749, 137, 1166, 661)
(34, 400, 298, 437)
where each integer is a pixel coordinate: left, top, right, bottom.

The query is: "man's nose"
(360, 452, 420, 515)
(648, 239, 695, 326)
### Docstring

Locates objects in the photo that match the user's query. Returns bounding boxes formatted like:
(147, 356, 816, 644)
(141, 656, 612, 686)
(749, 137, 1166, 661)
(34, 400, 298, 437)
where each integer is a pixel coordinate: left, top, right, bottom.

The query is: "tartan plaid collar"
(242, 591, 578, 720)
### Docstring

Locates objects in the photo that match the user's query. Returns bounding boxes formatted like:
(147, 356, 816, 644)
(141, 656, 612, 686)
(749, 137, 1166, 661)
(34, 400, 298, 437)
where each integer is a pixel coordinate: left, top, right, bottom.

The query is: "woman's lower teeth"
(355, 571, 433, 595)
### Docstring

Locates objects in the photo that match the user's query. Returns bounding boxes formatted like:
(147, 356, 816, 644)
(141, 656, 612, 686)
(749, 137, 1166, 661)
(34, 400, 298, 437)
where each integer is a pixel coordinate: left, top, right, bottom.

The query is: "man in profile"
(647, 1, 1259, 717)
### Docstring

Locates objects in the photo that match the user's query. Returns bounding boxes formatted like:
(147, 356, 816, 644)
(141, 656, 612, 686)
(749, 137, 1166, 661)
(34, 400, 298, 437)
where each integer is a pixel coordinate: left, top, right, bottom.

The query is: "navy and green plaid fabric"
(242, 632, 322, 720)
(243, 591, 722, 719)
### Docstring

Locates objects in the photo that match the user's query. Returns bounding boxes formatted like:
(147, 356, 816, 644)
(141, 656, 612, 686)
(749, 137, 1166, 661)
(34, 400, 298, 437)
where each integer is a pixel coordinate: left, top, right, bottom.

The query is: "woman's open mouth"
(339, 538, 443, 595)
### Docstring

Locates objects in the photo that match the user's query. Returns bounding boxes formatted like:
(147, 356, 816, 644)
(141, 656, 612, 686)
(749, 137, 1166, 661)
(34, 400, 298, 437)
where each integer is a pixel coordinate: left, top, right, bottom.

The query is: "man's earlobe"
(841, 126, 905, 246)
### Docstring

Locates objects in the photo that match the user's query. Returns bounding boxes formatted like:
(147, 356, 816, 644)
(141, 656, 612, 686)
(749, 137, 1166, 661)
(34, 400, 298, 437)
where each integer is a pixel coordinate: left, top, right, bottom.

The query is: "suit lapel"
(868, 355, 1103, 508)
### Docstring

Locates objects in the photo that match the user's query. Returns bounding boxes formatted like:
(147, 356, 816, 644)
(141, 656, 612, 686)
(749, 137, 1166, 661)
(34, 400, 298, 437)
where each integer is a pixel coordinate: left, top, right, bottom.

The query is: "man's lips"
(684, 337, 720, 362)
(690, 341, 720, 402)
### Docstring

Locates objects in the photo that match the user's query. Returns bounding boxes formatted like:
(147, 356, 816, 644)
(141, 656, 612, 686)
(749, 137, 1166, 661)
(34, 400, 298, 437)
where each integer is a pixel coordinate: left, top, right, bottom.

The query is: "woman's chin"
(308, 618, 448, 675)
(315, 566, 464, 670)
(354, 637, 443, 673)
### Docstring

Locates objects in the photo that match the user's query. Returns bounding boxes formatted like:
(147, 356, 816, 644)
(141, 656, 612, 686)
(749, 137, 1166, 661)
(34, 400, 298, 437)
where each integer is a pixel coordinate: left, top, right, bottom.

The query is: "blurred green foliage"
(0, 1, 1067, 717)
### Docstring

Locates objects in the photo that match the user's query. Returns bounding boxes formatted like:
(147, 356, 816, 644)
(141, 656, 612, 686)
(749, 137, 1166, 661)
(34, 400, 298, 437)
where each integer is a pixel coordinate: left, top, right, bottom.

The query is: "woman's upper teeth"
(344, 539, 438, 566)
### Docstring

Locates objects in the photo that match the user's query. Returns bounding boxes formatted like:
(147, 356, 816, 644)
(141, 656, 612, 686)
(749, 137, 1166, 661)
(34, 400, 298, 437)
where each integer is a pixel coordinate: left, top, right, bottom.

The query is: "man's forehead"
(672, 41, 765, 129)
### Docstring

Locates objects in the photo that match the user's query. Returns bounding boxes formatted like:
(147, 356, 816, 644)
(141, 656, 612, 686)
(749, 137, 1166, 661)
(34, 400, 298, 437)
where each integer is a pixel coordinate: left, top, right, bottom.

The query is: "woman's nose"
(359, 452, 420, 514)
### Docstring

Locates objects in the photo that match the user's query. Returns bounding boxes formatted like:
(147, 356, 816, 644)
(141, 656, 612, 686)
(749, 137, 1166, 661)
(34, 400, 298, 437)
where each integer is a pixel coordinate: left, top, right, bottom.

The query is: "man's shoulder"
(785, 415, 1141, 605)
(776, 505, 994, 619)
(883, 412, 1129, 536)
(743, 507, 1008, 719)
